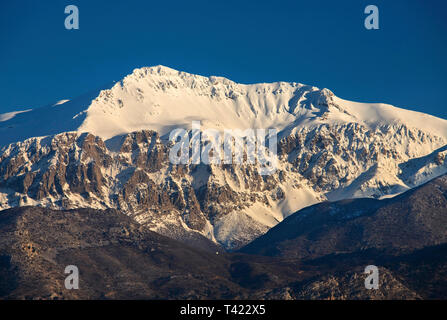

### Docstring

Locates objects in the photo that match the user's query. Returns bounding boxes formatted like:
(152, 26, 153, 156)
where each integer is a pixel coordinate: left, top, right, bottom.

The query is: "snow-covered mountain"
(1, 65, 447, 249)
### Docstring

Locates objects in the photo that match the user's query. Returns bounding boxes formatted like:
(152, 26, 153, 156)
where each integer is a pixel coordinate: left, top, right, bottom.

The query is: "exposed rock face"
(278, 121, 447, 198)
(1, 66, 447, 249)
(1, 121, 447, 249)
(0, 130, 319, 249)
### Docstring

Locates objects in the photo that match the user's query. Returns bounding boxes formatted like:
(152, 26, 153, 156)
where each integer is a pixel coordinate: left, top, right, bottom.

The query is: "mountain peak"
(136, 65, 181, 76)
(125, 65, 238, 90)
(2, 66, 447, 250)
(1, 66, 447, 147)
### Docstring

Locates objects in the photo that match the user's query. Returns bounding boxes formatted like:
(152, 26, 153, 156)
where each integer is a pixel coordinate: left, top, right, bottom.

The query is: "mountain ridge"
(1, 66, 447, 249)
(240, 173, 447, 258)
(2, 65, 447, 146)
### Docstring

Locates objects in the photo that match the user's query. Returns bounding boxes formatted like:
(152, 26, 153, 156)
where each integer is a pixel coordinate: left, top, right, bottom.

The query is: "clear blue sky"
(1, 0, 446, 118)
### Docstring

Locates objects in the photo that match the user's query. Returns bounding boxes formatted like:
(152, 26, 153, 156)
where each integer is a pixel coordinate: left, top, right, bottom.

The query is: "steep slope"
(3, 66, 447, 144)
(2, 206, 446, 300)
(240, 174, 447, 259)
(1, 205, 446, 299)
(1, 65, 447, 249)
(0, 131, 321, 249)
(0, 206, 234, 299)
(0, 83, 114, 147)
(239, 175, 447, 299)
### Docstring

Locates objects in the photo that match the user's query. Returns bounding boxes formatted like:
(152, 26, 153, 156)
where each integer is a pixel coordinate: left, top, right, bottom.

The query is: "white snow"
(1, 65, 447, 148)
(0, 109, 32, 122)
(1, 65, 447, 248)
(331, 96, 447, 139)
(53, 99, 70, 107)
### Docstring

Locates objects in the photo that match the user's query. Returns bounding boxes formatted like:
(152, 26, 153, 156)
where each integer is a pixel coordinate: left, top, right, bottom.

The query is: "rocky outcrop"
(0, 130, 318, 249)
(2, 66, 447, 249)
(1, 121, 447, 249)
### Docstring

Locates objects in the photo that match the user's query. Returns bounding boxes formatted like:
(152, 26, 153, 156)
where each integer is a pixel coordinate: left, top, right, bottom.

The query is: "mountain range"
(2, 174, 447, 299)
(1, 65, 447, 251)
(1, 65, 447, 299)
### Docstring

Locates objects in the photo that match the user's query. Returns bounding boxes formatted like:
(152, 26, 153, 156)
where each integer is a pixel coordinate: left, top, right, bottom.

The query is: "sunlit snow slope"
(1, 65, 447, 248)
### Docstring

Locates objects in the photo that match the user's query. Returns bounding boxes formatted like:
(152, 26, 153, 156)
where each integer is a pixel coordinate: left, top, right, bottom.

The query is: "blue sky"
(1, 0, 446, 118)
